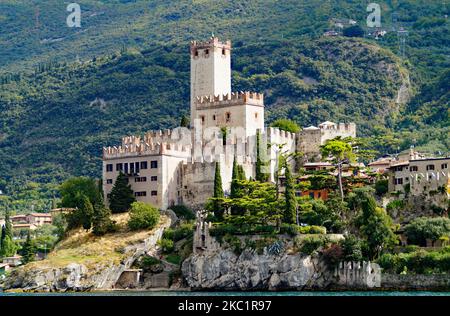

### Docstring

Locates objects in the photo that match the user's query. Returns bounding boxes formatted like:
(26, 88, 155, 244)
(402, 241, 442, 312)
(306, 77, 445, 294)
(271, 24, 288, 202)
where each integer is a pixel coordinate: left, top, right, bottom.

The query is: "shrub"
(139, 256, 161, 269)
(165, 254, 181, 265)
(173, 223, 194, 242)
(280, 223, 298, 236)
(162, 228, 175, 240)
(298, 225, 327, 234)
(158, 238, 174, 254)
(128, 202, 160, 231)
(375, 179, 388, 196)
(300, 236, 330, 255)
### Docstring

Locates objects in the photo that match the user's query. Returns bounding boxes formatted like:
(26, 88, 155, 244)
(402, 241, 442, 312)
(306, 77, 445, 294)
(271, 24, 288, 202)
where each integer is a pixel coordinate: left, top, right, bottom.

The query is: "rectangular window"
(212, 115, 216, 121)
(106, 164, 113, 172)
(130, 163, 135, 174)
(151, 191, 157, 196)
(395, 178, 403, 185)
(151, 176, 158, 181)
(135, 191, 147, 197)
(426, 164, 435, 171)
(106, 179, 113, 184)
(442, 163, 448, 169)
(135, 177, 147, 183)
(135, 162, 140, 173)
(116, 163, 123, 171)
(141, 161, 148, 169)
(151, 161, 158, 169)
(410, 166, 418, 171)
(124, 163, 129, 174)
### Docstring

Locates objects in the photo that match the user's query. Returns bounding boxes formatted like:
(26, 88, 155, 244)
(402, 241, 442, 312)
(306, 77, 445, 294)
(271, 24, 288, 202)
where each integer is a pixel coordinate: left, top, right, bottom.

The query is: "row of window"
(395, 163, 448, 172)
(135, 191, 157, 197)
(193, 48, 227, 57)
(106, 161, 158, 173)
(106, 176, 158, 184)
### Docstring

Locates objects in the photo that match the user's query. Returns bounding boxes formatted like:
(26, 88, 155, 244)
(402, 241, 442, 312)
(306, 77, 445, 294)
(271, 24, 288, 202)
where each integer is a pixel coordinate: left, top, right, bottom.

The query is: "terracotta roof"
(389, 161, 410, 168)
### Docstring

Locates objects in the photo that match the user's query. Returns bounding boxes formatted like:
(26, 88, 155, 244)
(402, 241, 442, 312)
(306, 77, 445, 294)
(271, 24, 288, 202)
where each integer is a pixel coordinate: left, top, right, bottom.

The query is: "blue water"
(1, 291, 449, 296)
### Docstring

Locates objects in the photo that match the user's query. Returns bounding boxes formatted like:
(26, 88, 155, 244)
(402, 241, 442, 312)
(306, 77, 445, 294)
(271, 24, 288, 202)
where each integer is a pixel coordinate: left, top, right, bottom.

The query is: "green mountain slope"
(0, 0, 448, 213)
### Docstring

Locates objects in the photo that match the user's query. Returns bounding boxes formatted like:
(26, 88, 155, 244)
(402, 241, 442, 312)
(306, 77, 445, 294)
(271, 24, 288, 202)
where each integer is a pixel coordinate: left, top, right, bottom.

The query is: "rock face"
(182, 249, 333, 290)
(2, 220, 170, 292)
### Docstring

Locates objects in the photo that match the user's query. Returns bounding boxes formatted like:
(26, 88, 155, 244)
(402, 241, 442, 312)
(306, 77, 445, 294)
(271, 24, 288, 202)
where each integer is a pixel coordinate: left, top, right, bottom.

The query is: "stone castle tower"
(190, 37, 232, 126)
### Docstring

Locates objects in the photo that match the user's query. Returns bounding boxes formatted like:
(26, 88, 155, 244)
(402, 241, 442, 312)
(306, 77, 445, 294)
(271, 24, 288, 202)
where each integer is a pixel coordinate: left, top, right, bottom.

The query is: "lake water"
(1, 291, 449, 296)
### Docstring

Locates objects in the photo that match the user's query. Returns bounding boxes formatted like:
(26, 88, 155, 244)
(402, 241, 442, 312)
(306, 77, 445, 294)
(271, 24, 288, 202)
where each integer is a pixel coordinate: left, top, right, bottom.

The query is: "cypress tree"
(109, 172, 136, 213)
(230, 156, 242, 215)
(4, 210, 13, 239)
(80, 195, 94, 230)
(213, 162, 225, 220)
(284, 161, 297, 224)
(21, 231, 35, 264)
(92, 192, 114, 236)
(1, 235, 16, 257)
(0, 225, 5, 254)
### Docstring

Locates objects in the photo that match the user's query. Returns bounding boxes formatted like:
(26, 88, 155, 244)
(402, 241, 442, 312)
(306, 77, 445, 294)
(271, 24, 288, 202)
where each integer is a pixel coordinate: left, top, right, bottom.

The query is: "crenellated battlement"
(195, 91, 264, 108)
(103, 140, 190, 160)
(266, 127, 296, 140)
(190, 37, 231, 56)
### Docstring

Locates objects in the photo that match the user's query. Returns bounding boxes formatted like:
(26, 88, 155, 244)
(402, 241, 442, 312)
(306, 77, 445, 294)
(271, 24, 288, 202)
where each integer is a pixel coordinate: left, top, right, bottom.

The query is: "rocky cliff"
(182, 248, 334, 291)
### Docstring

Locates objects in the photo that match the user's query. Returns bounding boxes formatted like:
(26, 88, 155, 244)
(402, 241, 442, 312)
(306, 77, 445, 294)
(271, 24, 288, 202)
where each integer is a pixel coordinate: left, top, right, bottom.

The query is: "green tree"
(270, 118, 301, 133)
(212, 162, 225, 220)
(284, 160, 297, 224)
(405, 217, 450, 246)
(60, 177, 100, 208)
(320, 138, 355, 200)
(353, 188, 397, 259)
(109, 172, 136, 213)
(1, 235, 16, 257)
(80, 195, 94, 230)
(21, 231, 35, 264)
(230, 156, 245, 215)
(128, 201, 160, 231)
(4, 209, 13, 240)
(92, 204, 114, 236)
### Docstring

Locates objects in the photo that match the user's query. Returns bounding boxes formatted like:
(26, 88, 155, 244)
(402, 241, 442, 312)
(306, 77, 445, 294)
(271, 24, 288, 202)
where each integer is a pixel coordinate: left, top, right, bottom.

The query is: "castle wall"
(266, 127, 296, 182)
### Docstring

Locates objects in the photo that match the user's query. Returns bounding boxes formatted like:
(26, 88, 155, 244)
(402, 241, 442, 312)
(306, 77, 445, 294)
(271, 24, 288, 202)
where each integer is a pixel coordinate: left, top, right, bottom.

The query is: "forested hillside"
(0, 0, 448, 213)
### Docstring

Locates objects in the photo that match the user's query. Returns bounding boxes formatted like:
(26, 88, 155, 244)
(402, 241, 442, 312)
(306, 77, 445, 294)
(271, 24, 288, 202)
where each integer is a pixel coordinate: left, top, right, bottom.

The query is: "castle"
(102, 37, 356, 210)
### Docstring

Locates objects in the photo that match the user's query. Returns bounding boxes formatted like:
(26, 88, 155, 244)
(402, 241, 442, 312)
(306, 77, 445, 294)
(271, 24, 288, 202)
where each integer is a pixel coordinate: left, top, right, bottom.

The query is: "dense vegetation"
(0, 0, 448, 213)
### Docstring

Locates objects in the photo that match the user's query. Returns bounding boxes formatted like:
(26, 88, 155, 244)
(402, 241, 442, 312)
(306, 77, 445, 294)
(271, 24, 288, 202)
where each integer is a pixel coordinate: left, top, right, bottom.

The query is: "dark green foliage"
(92, 205, 115, 236)
(270, 119, 301, 133)
(128, 202, 160, 231)
(1, 236, 16, 258)
(405, 217, 450, 246)
(299, 199, 343, 233)
(230, 156, 245, 215)
(169, 205, 195, 220)
(66, 193, 93, 230)
(212, 162, 225, 220)
(60, 177, 100, 208)
(343, 25, 364, 37)
(352, 187, 398, 259)
(339, 235, 363, 262)
(138, 256, 161, 269)
(21, 231, 35, 264)
(109, 172, 136, 213)
(283, 161, 297, 224)
(163, 224, 194, 242)
(4, 210, 13, 240)
(375, 179, 389, 196)
(300, 235, 330, 255)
